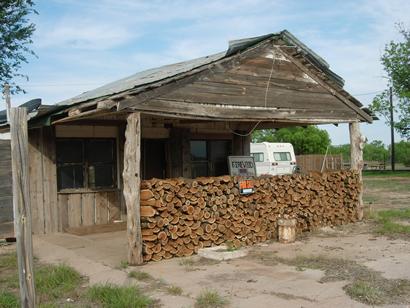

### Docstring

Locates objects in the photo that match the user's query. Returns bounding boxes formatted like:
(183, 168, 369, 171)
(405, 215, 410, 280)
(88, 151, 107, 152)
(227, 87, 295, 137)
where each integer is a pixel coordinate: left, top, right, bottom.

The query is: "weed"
(128, 271, 153, 281)
(195, 289, 228, 308)
(87, 284, 154, 308)
(225, 241, 237, 252)
(178, 258, 195, 267)
(254, 253, 410, 305)
(166, 285, 183, 296)
(344, 280, 384, 305)
(118, 260, 128, 269)
(0, 290, 18, 308)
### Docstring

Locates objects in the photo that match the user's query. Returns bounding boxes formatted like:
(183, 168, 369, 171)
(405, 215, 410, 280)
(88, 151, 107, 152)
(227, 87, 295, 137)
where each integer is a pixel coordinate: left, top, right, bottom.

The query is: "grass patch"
(0, 252, 17, 269)
(344, 280, 384, 305)
(128, 270, 153, 281)
(0, 290, 18, 308)
(371, 209, 410, 237)
(166, 285, 183, 296)
(364, 177, 410, 193)
(178, 257, 220, 272)
(363, 171, 410, 177)
(87, 284, 154, 308)
(0, 253, 156, 307)
(195, 289, 228, 308)
(36, 264, 82, 301)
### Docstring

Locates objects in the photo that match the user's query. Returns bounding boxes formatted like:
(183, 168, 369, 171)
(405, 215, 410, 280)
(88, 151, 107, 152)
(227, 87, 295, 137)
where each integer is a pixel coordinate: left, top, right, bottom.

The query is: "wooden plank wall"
(62, 191, 121, 229)
(28, 127, 58, 234)
(0, 140, 12, 224)
(296, 154, 343, 173)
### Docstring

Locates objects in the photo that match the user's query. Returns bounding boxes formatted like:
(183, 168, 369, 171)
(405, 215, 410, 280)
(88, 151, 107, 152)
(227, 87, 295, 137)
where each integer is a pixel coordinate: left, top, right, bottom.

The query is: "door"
(142, 139, 166, 180)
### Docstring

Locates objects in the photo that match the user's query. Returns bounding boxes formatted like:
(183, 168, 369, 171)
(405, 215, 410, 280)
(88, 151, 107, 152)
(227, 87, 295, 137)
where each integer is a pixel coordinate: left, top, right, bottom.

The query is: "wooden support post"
(349, 122, 365, 220)
(232, 132, 251, 156)
(10, 107, 36, 307)
(123, 112, 143, 265)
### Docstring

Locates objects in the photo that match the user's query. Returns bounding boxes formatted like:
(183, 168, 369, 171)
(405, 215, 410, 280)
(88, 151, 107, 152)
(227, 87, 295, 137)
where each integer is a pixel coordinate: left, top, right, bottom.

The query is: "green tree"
(363, 140, 389, 162)
(329, 144, 350, 161)
(0, 0, 36, 93)
(394, 141, 410, 166)
(252, 126, 331, 155)
(370, 25, 410, 139)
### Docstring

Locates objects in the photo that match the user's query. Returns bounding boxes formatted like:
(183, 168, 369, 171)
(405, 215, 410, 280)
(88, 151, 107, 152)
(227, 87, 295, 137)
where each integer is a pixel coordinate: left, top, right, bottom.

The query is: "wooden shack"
(0, 30, 373, 264)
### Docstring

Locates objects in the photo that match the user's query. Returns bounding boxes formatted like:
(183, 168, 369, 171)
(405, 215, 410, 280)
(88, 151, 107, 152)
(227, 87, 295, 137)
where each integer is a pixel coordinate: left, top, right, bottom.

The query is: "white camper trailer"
(250, 142, 297, 176)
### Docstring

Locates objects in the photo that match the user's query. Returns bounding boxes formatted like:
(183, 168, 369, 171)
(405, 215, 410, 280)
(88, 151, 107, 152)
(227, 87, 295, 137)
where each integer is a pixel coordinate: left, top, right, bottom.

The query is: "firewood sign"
(227, 156, 256, 177)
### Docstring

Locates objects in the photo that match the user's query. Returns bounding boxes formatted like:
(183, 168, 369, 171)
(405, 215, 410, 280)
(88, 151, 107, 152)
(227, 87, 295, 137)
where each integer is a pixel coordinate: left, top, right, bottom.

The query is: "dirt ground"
(3, 175, 410, 307)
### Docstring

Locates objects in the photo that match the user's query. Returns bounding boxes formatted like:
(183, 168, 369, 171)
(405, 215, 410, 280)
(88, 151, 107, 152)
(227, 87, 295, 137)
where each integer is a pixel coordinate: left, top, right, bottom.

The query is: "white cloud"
(16, 0, 410, 144)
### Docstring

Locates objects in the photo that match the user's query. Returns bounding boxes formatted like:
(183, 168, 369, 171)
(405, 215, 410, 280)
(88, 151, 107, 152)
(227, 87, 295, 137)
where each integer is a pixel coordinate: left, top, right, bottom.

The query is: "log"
(139, 170, 360, 262)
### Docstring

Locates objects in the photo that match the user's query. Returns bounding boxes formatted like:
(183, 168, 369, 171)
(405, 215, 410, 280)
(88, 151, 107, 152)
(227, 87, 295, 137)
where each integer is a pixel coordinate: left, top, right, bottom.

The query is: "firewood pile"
(140, 170, 360, 262)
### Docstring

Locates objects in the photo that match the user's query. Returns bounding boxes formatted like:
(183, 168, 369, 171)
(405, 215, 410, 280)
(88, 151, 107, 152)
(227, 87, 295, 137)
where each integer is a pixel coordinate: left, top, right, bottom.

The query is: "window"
(273, 152, 291, 161)
(190, 140, 231, 178)
(251, 152, 264, 162)
(56, 138, 116, 190)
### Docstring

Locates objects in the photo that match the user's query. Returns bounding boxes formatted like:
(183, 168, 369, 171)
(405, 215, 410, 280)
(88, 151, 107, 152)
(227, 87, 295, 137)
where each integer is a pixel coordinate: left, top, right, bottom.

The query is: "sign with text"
(239, 179, 255, 195)
(228, 156, 256, 177)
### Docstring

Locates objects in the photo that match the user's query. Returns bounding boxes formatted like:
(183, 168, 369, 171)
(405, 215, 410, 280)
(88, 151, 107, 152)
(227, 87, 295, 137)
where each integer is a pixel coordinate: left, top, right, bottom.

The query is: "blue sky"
(6, 0, 410, 145)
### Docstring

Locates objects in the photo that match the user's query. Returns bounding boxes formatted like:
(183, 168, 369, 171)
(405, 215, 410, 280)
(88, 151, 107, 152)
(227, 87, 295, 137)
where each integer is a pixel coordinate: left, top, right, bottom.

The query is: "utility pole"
(4, 83, 11, 122)
(389, 86, 395, 172)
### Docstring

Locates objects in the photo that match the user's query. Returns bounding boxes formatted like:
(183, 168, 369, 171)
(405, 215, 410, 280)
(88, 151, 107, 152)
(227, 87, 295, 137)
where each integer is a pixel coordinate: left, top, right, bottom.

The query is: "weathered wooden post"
(123, 112, 143, 265)
(349, 122, 365, 220)
(10, 107, 36, 307)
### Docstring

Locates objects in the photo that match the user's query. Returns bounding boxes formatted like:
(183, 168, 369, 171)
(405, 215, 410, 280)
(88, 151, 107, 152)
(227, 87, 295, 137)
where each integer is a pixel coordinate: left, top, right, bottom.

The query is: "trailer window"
(251, 152, 264, 162)
(273, 152, 291, 161)
(56, 138, 116, 190)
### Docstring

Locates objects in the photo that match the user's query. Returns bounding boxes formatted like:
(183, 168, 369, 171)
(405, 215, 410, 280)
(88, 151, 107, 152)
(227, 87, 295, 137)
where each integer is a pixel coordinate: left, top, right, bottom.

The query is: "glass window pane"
(87, 140, 114, 163)
(191, 141, 207, 161)
(89, 164, 114, 188)
(57, 165, 84, 189)
(56, 140, 83, 163)
(273, 152, 291, 161)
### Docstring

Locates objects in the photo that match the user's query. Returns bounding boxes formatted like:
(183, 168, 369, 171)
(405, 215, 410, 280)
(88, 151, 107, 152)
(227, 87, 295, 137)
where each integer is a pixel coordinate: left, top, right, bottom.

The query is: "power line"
(352, 90, 384, 96)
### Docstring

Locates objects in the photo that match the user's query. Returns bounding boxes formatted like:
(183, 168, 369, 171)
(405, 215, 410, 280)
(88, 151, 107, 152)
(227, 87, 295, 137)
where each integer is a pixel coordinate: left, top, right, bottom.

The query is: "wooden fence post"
(349, 122, 365, 220)
(123, 112, 143, 265)
(10, 107, 36, 307)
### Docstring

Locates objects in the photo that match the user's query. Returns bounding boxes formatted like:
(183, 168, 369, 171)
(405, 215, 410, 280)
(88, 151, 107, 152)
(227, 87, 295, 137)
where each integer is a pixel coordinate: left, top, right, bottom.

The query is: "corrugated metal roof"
(1, 29, 366, 127)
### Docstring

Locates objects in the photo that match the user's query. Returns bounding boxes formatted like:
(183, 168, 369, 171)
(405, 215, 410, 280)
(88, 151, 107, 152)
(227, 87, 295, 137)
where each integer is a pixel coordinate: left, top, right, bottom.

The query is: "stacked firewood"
(140, 171, 360, 262)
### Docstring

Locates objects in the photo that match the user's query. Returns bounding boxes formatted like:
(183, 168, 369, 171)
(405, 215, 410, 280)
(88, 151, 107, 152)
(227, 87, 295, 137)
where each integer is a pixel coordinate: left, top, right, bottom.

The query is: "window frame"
(190, 139, 231, 178)
(251, 152, 264, 162)
(56, 137, 117, 193)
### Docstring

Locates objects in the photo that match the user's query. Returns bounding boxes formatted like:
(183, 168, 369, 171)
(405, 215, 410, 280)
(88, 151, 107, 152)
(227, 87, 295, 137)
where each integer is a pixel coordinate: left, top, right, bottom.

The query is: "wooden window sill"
(57, 188, 119, 194)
